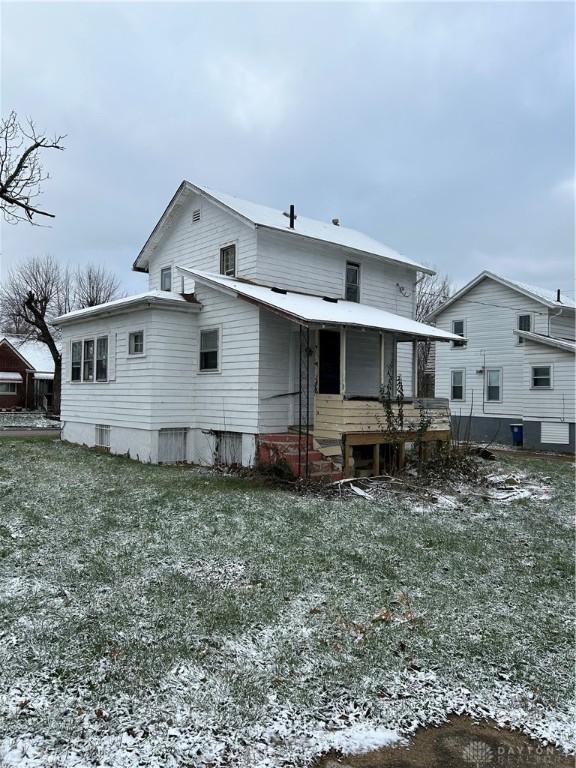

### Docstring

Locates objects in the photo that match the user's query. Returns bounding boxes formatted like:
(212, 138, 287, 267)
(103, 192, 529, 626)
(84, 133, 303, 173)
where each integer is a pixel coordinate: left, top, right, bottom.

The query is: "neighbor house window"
(451, 319, 466, 347)
(531, 365, 551, 388)
(485, 368, 502, 402)
(345, 262, 360, 302)
(71, 341, 82, 381)
(517, 314, 532, 344)
(0, 383, 17, 394)
(160, 267, 172, 291)
(83, 339, 95, 382)
(200, 328, 219, 371)
(220, 244, 236, 277)
(96, 337, 108, 381)
(450, 369, 465, 401)
(128, 331, 144, 356)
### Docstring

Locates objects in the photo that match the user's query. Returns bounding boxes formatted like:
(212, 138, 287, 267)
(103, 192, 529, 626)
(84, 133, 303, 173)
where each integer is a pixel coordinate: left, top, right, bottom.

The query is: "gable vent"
(192, 208, 201, 224)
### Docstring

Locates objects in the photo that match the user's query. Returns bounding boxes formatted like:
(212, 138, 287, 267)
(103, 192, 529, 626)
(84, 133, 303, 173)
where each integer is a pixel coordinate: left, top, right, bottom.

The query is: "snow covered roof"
(0, 371, 23, 383)
(514, 330, 576, 353)
(54, 291, 200, 326)
(179, 268, 462, 342)
(0, 336, 56, 373)
(430, 271, 576, 318)
(134, 181, 434, 275)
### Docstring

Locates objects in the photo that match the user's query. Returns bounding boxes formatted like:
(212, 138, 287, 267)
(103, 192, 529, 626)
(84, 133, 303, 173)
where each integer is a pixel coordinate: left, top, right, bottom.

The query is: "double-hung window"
(200, 328, 219, 371)
(450, 370, 465, 401)
(485, 368, 502, 402)
(71, 341, 82, 381)
(345, 262, 360, 303)
(451, 319, 466, 347)
(160, 267, 172, 292)
(0, 383, 17, 394)
(531, 366, 551, 389)
(517, 314, 532, 343)
(83, 339, 95, 381)
(128, 331, 144, 356)
(71, 336, 108, 382)
(220, 244, 236, 277)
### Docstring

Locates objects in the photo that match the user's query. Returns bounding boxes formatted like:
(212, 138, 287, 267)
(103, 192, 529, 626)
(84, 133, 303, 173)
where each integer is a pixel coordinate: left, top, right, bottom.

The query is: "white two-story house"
(431, 271, 575, 453)
(54, 181, 461, 476)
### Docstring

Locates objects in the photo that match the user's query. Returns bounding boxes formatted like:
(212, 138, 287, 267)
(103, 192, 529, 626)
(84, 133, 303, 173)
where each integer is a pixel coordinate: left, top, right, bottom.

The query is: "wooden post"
(412, 340, 418, 400)
(380, 332, 385, 388)
(372, 443, 380, 476)
(344, 438, 352, 476)
(398, 441, 406, 470)
(340, 326, 347, 396)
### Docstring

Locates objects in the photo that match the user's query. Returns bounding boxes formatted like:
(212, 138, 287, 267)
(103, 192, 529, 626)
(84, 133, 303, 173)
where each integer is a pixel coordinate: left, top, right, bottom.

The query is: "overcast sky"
(1, 1, 574, 296)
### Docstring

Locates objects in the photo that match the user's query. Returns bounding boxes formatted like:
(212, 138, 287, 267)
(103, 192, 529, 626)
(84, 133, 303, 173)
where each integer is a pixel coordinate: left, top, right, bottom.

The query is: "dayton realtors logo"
(462, 740, 494, 766)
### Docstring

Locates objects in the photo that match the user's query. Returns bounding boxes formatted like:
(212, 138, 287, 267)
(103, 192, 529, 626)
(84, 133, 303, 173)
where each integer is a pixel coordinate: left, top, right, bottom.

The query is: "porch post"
(412, 340, 418, 399)
(340, 327, 347, 396)
(379, 332, 385, 389)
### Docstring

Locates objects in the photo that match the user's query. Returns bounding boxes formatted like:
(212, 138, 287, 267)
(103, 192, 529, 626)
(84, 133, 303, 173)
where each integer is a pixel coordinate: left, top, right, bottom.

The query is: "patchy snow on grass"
(0, 441, 573, 766)
(0, 412, 59, 430)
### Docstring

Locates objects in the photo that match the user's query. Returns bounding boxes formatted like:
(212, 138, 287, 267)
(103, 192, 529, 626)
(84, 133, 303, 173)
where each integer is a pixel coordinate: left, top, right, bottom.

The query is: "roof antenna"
(332, 218, 340, 226)
(283, 204, 296, 229)
(557, 289, 561, 303)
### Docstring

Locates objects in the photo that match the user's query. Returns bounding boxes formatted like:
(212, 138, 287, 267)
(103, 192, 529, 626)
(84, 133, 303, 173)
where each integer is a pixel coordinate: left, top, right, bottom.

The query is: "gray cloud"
(1, 1, 573, 295)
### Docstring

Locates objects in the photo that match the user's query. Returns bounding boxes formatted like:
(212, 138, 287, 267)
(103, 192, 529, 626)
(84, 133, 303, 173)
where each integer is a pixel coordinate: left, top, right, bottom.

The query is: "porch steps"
(257, 433, 343, 481)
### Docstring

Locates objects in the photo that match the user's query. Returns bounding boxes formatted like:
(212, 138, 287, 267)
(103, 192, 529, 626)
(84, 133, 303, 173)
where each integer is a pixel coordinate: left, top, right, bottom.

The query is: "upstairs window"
(200, 328, 219, 371)
(160, 267, 172, 292)
(485, 368, 502, 402)
(128, 331, 144, 356)
(96, 337, 108, 381)
(71, 341, 82, 381)
(450, 369, 464, 401)
(345, 262, 360, 302)
(220, 244, 236, 277)
(532, 365, 551, 389)
(451, 319, 466, 347)
(517, 314, 532, 344)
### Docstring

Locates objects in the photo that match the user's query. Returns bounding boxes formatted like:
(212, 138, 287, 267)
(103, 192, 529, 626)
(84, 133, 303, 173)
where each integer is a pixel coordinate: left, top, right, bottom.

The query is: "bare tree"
(74, 265, 121, 308)
(0, 255, 122, 415)
(415, 272, 451, 397)
(0, 111, 65, 224)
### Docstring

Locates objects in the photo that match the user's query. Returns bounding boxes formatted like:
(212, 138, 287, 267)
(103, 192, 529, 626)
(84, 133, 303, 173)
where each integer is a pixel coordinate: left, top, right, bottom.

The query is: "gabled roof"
(429, 271, 576, 319)
(54, 291, 200, 326)
(0, 335, 55, 373)
(178, 268, 462, 342)
(133, 181, 434, 275)
(514, 330, 576, 353)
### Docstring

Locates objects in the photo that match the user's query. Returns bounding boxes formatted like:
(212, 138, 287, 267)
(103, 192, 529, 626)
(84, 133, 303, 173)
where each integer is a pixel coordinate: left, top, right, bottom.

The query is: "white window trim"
(160, 265, 173, 292)
(198, 325, 222, 374)
(516, 312, 533, 344)
(450, 368, 466, 401)
(344, 262, 361, 303)
(485, 367, 503, 403)
(220, 241, 238, 277)
(530, 364, 553, 390)
(71, 335, 109, 384)
(451, 319, 467, 348)
(127, 330, 146, 358)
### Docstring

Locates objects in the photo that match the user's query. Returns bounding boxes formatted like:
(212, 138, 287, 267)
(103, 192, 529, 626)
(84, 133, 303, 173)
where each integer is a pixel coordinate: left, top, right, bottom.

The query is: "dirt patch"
(316, 716, 573, 767)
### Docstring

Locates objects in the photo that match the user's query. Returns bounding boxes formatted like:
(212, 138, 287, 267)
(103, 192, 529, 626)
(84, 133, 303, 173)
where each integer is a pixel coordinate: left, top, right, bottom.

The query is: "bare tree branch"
(0, 111, 65, 224)
(415, 272, 452, 396)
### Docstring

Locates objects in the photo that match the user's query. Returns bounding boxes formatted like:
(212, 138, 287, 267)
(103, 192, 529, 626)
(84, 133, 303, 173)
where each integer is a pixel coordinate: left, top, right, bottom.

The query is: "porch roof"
(179, 268, 463, 342)
(0, 372, 23, 383)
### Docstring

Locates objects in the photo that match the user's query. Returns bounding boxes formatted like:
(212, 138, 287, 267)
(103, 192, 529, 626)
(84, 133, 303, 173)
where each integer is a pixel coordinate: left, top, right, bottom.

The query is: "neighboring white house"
(431, 271, 575, 453)
(54, 181, 461, 473)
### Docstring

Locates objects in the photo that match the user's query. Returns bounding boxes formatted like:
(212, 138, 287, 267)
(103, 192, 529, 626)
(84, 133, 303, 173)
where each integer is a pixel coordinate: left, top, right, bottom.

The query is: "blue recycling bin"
(510, 423, 523, 447)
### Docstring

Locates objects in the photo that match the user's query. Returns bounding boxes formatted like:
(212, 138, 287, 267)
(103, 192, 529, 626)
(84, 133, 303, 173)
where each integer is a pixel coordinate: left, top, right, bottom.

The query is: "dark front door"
(318, 329, 340, 394)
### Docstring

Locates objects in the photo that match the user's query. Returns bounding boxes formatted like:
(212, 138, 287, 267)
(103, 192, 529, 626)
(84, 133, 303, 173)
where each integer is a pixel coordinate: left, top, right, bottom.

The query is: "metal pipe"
(305, 325, 310, 480)
(298, 325, 303, 478)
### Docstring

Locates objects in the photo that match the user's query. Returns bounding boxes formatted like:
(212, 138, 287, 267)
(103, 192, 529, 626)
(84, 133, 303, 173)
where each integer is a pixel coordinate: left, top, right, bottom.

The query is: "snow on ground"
(0, 412, 60, 430)
(0, 441, 573, 767)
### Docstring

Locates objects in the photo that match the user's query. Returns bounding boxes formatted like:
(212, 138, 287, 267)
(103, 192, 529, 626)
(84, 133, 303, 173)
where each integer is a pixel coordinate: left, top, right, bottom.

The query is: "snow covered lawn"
(0, 412, 60, 430)
(0, 440, 573, 766)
